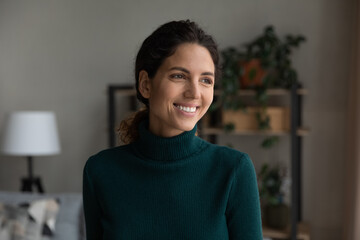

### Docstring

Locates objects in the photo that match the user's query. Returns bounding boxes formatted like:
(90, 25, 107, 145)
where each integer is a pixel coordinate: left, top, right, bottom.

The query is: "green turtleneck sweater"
(83, 121, 263, 239)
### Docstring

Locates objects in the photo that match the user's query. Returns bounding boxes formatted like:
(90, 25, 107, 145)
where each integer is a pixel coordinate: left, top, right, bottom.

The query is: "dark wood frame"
(107, 84, 136, 147)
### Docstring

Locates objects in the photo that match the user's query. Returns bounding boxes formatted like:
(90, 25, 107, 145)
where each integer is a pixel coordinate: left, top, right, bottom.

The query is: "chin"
(177, 122, 197, 132)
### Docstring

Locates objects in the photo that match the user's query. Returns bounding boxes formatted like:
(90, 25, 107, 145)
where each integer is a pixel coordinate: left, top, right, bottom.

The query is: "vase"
(265, 203, 289, 229)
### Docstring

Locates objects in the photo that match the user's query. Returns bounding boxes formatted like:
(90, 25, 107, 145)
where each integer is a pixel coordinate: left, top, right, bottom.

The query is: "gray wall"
(0, 0, 355, 239)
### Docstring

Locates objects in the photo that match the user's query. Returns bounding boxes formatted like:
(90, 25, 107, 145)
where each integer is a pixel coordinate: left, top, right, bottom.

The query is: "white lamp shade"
(1, 111, 61, 156)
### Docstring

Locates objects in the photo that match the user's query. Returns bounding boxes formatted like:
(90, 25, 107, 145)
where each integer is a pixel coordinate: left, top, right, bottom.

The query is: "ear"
(138, 70, 151, 99)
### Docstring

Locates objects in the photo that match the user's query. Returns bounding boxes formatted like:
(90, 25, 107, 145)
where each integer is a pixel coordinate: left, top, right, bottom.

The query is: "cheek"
(208, 95, 214, 106)
(150, 85, 176, 107)
(203, 90, 214, 107)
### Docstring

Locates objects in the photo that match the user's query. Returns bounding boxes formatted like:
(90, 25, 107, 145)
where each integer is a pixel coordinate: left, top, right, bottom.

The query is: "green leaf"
(223, 123, 235, 133)
(261, 136, 279, 148)
(226, 143, 234, 148)
(249, 68, 257, 81)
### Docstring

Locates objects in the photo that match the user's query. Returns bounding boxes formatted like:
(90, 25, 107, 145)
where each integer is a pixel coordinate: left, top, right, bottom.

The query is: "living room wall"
(0, 0, 356, 239)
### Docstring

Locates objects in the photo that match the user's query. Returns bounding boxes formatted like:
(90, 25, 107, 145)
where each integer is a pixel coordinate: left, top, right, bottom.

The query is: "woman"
(83, 20, 263, 240)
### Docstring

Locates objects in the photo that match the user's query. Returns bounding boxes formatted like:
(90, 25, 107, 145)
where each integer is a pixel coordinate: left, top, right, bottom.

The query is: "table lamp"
(1, 111, 61, 193)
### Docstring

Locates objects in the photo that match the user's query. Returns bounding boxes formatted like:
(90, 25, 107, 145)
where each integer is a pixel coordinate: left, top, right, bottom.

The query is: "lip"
(173, 103, 200, 108)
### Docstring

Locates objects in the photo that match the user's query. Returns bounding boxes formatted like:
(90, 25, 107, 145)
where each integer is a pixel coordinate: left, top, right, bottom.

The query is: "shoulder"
(84, 145, 132, 171)
(204, 143, 256, 190)
(204, 142, 252, 168)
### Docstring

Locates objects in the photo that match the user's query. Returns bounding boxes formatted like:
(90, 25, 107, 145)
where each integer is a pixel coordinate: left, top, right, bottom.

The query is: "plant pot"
(239, 59, 266, 89)
(265, 203, 289, 229)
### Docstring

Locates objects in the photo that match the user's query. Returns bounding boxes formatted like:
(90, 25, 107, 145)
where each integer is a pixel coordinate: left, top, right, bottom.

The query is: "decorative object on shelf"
(258, 162, 290, 229)
(1, 111, 61, 193)
(218, 25, 306, 148)
(262, 221, 311, 240)
(222, 107, 290, 131)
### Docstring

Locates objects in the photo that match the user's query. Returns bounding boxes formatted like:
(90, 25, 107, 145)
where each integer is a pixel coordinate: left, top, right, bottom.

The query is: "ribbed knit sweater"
(83, 121, 263, 240)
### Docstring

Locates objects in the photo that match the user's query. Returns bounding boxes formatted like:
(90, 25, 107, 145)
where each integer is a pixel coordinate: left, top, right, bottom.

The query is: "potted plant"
(240, 26, 306, 89)
(258, 162, 290, 229)
(218, 26, 306, 148)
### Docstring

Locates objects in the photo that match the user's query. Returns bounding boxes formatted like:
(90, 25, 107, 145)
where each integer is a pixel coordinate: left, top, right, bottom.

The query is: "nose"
(184, 79, 201, 99)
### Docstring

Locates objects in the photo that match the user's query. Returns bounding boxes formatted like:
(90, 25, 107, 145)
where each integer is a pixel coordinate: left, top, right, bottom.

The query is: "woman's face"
(139, 43, 215, 137)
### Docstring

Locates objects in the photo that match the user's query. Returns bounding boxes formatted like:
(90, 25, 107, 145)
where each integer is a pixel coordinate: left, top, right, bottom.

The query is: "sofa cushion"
(0, 198, 60, 240)
(0, 202, 28, 240)
(0, 192, 84, 240)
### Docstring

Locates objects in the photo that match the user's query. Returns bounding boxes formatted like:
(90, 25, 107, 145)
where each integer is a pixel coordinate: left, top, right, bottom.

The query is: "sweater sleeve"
(83, 159, 103, 240)
(226, 153, 263, 240)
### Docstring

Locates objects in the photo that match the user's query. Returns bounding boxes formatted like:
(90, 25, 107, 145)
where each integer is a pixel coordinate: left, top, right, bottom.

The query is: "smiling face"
(138, 43, 215, 137)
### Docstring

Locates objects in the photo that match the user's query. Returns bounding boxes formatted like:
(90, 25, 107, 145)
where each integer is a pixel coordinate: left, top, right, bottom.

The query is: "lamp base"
(21, 177, 44, 193)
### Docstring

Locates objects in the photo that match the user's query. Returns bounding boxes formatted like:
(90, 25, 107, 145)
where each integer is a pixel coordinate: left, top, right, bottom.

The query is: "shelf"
(296, 128, 310, 136)
(214, 88, 308, 96)
(263, 222, 310, 240)
(200, 127, 310, 136)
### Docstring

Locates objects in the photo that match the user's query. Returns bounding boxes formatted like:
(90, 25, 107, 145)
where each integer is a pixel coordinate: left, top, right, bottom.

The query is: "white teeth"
(176, 105, 196, 113)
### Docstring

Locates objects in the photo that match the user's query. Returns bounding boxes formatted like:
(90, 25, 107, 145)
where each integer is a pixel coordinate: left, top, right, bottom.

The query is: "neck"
(132, 119, 205, 162)
(148, 122, 184, 138)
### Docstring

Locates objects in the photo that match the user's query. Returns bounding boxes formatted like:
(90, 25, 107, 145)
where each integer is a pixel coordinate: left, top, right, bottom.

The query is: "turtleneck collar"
(132, 120, 205, 162)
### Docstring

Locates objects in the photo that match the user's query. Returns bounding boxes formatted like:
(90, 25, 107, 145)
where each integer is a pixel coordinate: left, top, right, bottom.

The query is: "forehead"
(161, 43, 215, 72)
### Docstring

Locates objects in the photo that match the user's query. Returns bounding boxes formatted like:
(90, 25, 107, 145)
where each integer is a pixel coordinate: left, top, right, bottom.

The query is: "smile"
(174, 104, 197, 113)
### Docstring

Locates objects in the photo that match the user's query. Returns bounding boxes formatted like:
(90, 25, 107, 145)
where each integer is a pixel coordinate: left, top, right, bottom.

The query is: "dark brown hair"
(118, 20, 221, 144)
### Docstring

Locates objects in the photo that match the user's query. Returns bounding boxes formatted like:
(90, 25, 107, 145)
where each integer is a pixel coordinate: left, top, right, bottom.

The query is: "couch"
(0, 191, 85, 240)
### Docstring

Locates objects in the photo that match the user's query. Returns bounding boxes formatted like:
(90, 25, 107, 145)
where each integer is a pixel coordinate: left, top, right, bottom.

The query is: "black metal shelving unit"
(290, 83, 304, 240)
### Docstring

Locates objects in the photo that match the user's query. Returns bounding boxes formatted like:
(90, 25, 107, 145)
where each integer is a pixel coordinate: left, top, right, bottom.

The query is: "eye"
(200, 78, 213, 85)
(170, 73, 186, 79)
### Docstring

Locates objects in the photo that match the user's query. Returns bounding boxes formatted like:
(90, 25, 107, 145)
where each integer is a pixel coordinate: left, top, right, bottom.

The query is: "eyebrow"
(169, 66, 214, 76)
